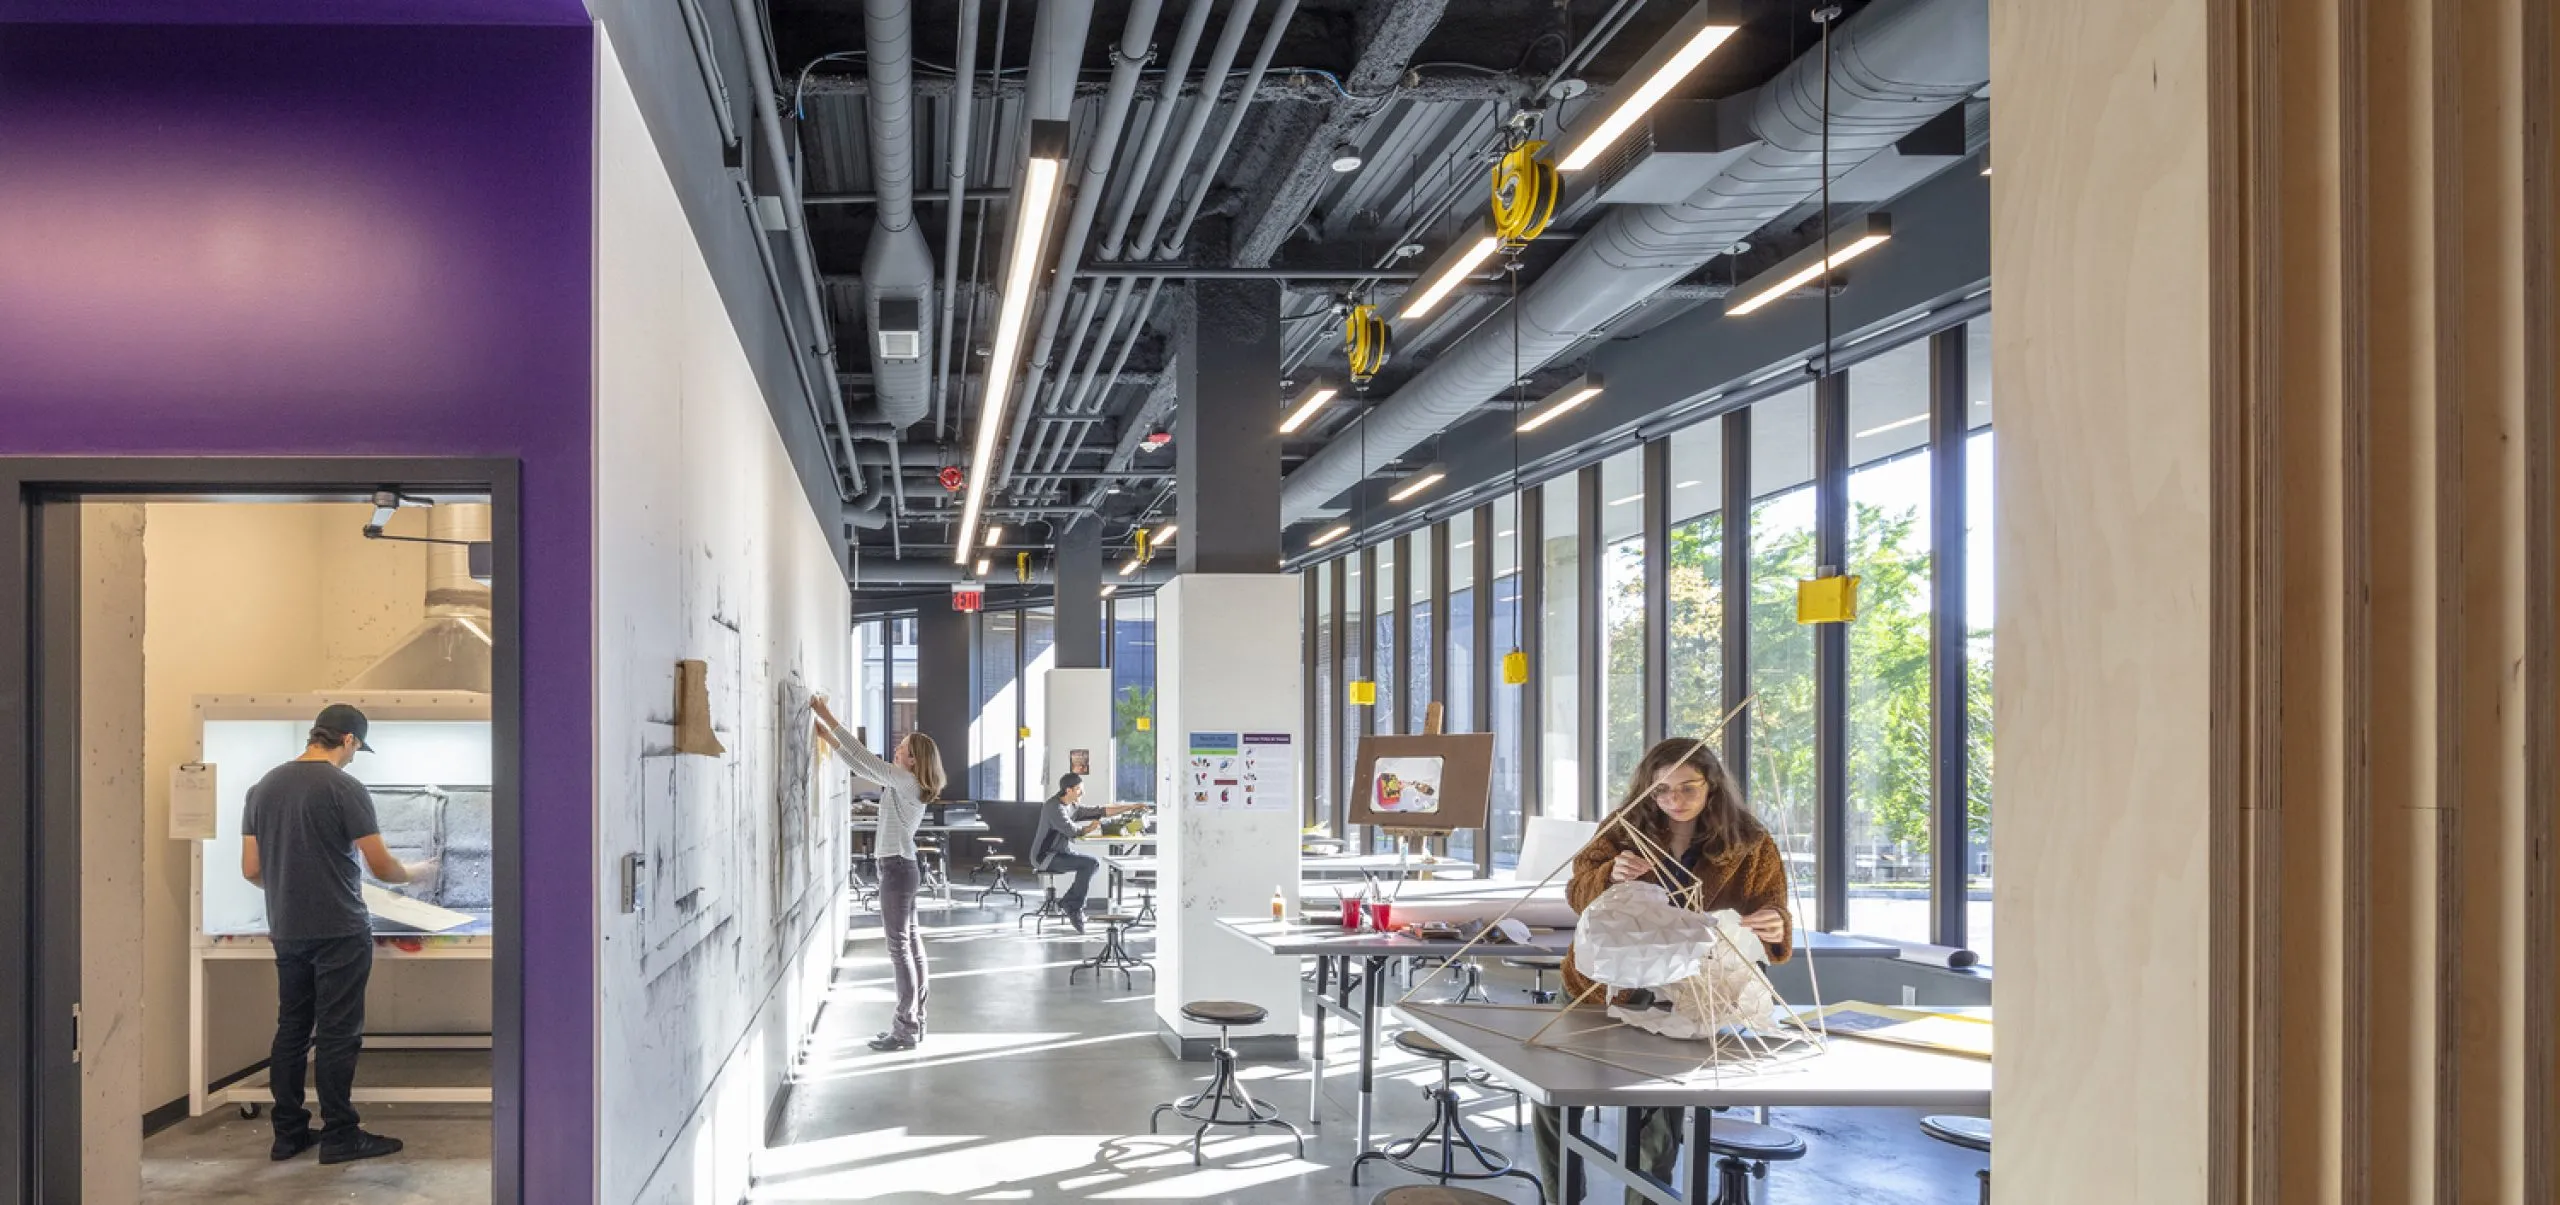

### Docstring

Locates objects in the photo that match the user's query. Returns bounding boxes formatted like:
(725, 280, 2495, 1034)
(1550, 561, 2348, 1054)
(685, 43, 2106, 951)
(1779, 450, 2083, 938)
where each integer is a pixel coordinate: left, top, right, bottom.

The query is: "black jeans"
(270, 935, 374, 1139)
(1047, 850, 1102, 911)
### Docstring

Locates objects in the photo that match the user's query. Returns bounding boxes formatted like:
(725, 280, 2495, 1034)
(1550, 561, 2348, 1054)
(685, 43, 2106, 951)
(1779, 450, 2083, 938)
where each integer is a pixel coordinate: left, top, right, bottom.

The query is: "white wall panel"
(593, 27, 853, 1205)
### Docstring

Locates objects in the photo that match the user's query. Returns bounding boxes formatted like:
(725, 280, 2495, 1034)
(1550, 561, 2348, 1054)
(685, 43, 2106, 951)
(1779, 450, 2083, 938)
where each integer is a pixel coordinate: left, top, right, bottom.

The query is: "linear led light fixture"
(1726, 213, 1894, 317)
(956, 119, 1073, 565)
(1101, 584, 1118, 597)
(1118, 558, 1141, 576)
(1517, 372, 1604, 432)
(1398, 222, 1500, 321)
(1388, 469, 1446, 503)
(1152, 523, 1177, 545)
(975, 558, 991, 577)
(1555, 1, 1742, 172)
(1856, 413, 1927, 439)
(1279, 380, 1341, 434)
(1309, 524, 1352, 548)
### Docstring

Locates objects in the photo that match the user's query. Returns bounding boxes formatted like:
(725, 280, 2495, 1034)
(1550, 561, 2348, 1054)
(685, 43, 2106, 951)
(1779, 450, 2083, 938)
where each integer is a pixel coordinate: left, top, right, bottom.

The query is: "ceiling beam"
(793, 69, 1515, 105)
(1230, 0, 1464, 268)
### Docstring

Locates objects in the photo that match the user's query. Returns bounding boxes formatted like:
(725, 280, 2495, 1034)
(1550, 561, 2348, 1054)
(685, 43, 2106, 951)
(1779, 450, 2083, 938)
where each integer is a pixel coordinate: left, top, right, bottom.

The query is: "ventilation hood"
(346, 503, 493, 694)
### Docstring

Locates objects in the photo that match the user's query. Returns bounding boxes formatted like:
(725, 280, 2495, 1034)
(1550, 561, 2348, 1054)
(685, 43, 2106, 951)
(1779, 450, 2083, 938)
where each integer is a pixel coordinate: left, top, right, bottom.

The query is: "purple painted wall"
(0, 19, 597, 1202)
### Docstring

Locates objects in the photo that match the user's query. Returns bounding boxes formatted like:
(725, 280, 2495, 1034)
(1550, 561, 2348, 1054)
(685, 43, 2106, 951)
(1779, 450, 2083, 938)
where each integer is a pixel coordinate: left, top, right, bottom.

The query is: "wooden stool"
(1352, 1031, 1541, 1198)
(1067, 910, 1150, 989)
(1705, 1117, 1807, 1204)
(1368, 1188, 1513, 1205)
(1921, 1115, 1992, 1205)
(1149, 1001, 1306, 1166)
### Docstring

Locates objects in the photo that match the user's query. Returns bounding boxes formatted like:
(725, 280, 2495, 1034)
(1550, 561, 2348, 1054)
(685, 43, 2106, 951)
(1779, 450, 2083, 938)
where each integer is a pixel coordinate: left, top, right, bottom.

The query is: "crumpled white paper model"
(1574, 881, 1778, 1040)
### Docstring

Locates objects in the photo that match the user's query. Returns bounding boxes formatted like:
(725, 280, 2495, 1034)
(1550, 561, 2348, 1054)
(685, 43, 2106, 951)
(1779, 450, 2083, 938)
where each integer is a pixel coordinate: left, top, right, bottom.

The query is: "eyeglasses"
(1647, 777, 1710, 804)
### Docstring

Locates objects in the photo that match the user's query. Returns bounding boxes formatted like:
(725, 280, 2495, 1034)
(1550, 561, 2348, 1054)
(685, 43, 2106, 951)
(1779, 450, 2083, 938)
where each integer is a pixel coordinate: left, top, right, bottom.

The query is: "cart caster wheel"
(239, 1103, 260, 1120)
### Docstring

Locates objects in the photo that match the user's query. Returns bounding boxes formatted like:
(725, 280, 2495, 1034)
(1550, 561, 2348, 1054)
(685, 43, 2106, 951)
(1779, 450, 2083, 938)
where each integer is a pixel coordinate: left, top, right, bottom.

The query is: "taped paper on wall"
(170, 762, 216, 840)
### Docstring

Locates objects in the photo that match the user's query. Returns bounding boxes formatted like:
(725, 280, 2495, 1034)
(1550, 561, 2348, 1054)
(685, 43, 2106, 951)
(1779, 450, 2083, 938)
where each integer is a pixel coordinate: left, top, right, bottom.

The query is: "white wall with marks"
(594, 26, 853, 1205)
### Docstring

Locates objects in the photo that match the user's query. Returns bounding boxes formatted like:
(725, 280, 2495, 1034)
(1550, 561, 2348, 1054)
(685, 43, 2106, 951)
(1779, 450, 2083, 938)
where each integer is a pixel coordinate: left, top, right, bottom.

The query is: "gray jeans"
(1534, 1104, 1682, 1205)
(878, 855, 929, 1040)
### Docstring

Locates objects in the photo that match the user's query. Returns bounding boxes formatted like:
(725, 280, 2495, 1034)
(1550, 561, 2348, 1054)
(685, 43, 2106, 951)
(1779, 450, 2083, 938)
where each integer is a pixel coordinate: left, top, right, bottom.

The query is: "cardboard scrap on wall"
(674, 659, 725, 756)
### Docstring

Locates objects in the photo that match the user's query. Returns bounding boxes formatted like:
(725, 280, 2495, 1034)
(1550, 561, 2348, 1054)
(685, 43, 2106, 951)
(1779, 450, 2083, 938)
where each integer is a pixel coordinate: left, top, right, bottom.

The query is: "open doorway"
(1, 461, 523, 1204)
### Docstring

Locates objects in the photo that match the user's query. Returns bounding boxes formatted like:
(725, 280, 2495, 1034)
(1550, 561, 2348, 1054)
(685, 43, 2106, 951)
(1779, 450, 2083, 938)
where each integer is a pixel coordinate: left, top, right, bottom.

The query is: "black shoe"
(1066, 907, 1088, 934)
(317, 1130, 404, 1165)
(868, 1032, 918, 1052)
(270, 1131, 320, 1162)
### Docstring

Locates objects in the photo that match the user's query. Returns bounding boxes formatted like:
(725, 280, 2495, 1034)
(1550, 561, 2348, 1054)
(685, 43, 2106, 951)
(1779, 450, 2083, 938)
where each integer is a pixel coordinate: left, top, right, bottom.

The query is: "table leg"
(1356, 953, 1384, 1151)
(1308, 954, 1331, 1126)
(1688, 1108, 1712, 1203)
(1564, 1105, 1587, 1204)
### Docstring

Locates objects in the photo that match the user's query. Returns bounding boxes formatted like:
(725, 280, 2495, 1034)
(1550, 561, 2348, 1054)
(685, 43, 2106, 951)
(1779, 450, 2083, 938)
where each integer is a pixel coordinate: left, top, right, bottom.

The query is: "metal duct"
(852, 558, 1056, 588)
(346, 504, 494, 694)
(862, 0, 933, 430)
(1278, 0, 1991, 523)
(843, 495, 894, 530)
(1024, 0, 1098, 122)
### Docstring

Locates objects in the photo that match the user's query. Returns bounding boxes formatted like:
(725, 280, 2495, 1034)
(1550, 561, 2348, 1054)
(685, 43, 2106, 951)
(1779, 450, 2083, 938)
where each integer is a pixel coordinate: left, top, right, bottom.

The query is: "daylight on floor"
(7, 1, 2558, 1203)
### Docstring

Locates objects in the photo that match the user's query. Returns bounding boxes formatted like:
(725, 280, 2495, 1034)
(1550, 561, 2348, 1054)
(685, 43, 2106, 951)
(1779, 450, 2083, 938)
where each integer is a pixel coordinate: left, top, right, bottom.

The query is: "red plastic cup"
(1339, 897, 1362, 929)
(1366, 900, 1393, 932)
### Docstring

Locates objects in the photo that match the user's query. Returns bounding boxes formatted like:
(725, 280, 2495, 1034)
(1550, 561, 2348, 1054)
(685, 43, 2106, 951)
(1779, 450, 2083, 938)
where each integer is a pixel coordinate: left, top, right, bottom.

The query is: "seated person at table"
(1531, 737, 1794, 1204)
(1030, 773, 1144, 933)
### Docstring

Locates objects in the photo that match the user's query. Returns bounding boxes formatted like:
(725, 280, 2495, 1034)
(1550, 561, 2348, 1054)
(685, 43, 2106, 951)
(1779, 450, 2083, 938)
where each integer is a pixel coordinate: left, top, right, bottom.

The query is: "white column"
(1041, 667, 1114, 801)
(1152, 574, 1302, 1055)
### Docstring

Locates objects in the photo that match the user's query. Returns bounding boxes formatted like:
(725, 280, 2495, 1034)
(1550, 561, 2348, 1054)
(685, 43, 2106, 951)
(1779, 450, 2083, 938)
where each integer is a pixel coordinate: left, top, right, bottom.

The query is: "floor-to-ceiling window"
(855, 618, 888, 755)
(1965, 317, 1996, 960)
(1374, 541, 1398, 738)
(1408, 532, 1434, 734)
(1747, 386, 1819, 875)
(1342, 553, 1367, 829)
(889, 615, 920, 751)
(1666, 421, 1725, 746)
(1844, 340, 1936, 942)
(1445, 513, 1476, 863)
(1111, 595, 1157, 805)
(1021, 606, 1056, 799)
(1313, 562, 1335, 833)
(1488, 495, 1525, 868)
(974, 611, 1019, 799)
(1539, 475, 1581, 818)
(1598, 447, 1647, 797)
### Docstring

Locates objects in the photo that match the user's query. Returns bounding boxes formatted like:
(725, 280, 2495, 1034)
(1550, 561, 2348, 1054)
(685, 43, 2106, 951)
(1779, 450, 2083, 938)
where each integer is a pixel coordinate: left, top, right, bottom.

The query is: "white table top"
(1302, 852, 1479, 879)
(1392, 1001, 1993, 1110)
(1073, 834, 1155, 851)
(851, 820, 990, 835)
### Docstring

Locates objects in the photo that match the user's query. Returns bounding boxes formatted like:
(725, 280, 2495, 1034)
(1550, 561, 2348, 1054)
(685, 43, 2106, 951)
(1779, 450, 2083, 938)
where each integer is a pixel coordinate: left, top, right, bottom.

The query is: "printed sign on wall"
(1186, 731, 1295, 812)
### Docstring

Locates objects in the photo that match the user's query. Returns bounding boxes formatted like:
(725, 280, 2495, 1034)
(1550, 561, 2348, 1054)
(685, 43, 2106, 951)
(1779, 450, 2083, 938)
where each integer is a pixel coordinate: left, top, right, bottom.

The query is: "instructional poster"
(1186, 731, 1295, 812)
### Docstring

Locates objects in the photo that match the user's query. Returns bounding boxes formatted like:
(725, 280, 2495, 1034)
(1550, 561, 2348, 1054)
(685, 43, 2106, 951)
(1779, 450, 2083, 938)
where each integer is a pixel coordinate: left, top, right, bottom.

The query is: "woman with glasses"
(1531, 737, 1795, 1202)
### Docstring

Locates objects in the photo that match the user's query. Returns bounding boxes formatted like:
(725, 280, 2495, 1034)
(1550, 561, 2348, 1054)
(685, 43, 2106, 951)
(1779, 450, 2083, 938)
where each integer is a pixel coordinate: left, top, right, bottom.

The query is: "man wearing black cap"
(1029, 772, 1144, 932)
(239, 703, 432, 1165)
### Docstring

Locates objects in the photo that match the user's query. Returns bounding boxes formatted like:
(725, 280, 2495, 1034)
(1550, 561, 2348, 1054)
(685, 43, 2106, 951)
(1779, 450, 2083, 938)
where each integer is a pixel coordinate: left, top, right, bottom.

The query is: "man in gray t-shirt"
(239, 704, 430, 1166)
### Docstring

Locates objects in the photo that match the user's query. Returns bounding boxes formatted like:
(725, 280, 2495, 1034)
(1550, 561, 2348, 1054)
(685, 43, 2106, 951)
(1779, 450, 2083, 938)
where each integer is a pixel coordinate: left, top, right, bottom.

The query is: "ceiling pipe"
(1006, 0, 1216, 493)
(930, 0, 983, 442)
(1027, 0, 1298, 491)
(851, 559, 1056, 587)
(990, 0, 1175, 494)
(858, 0, 935, 437)
(728, 0, 871, 495)
(1278, 0, 1992, 523)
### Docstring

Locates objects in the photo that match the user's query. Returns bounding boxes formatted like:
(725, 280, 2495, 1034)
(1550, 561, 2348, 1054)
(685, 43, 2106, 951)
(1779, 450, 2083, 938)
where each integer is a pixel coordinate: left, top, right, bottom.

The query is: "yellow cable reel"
(1344, 303, 1392, 384)
(1491, 140, 1559, 250)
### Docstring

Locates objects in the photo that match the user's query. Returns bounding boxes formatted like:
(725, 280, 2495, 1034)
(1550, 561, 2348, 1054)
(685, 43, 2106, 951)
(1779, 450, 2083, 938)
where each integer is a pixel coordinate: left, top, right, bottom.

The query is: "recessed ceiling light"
(1330, 143, 1364, 173)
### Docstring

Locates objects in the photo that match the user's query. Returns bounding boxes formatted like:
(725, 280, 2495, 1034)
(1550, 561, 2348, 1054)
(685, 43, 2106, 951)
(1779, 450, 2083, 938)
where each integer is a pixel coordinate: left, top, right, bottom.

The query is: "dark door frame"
(0, 457, 525, 1205)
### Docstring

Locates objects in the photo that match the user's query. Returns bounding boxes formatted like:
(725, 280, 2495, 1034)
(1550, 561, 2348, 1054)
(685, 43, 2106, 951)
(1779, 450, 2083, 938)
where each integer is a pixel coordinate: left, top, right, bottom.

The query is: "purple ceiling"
(0, 0, 589, 24)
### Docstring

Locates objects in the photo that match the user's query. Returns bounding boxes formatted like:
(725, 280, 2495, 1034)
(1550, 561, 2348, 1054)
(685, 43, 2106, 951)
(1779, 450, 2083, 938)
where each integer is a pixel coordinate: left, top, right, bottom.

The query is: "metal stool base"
(1069, 920, 1152, 989)
(975, 863, 1024, 906)
(1351, 1064, 1542, 1201)
(1147, 1032, 1306, 1167)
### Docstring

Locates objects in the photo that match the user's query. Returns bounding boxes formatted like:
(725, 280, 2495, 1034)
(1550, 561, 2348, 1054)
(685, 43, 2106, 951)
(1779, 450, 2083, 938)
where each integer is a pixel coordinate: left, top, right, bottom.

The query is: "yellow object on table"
(1790, 1001, 1992, 1060)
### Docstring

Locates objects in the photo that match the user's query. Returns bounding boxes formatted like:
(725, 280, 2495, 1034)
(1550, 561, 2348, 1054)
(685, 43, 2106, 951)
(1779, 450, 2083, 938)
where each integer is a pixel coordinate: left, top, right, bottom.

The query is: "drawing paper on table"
(362, 883, 472, 933)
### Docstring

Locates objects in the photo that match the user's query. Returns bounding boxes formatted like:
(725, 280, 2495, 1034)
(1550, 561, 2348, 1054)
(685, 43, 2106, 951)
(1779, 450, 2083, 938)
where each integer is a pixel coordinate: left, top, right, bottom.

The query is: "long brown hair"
(1597, 738, 1758, 862)
(901, 733, 947, 802)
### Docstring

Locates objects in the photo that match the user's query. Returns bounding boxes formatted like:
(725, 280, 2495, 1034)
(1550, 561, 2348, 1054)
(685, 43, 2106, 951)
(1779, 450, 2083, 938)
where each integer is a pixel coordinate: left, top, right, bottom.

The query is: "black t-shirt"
(242, 760, 380, 940)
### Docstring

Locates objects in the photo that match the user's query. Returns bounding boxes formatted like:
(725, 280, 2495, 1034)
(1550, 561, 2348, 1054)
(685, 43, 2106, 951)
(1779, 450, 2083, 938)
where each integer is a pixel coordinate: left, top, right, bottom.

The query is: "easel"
(1374, 701, 1452, 863)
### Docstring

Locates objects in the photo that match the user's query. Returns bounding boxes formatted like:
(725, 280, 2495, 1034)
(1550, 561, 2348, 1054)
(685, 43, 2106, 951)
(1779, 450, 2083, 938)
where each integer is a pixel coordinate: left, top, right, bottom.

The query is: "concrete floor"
(141, 1051, 491, 1204)
(759, 890, 1990, 1204)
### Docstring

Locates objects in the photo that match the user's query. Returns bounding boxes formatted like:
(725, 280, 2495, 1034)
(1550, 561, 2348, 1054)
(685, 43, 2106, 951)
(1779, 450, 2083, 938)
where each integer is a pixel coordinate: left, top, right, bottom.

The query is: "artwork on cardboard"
(1349, 733, 1494, 832)
(1371, 756, 1445, 814)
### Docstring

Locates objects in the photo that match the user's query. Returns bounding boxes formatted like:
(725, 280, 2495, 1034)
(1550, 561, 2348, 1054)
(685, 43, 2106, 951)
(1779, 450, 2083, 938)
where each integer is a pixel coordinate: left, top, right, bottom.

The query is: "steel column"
(1814, 370, 1850, 932)
(1928, 326, 1972, 949)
